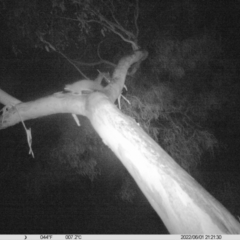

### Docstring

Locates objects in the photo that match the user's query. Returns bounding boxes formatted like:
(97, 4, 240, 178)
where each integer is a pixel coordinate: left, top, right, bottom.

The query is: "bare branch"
(96, 40, 117, 67)
(56, 50, 90, 80)
(0, 51, 148, 130)
(71, 40, 116, 69)
(87, 19, 138, 50)
(101, 0, 123, 29)
(38, 35, 90, 79)
(134, 0, 139, 38)
(72, 59, 116, 68)
(86, 2, 139, 50)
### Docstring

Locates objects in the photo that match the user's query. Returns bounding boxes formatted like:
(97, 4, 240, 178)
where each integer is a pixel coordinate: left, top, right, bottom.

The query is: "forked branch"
(85, 0, 140, 50)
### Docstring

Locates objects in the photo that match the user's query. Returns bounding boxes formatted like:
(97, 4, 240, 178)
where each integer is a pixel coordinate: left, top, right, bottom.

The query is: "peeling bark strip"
(88, 93, 240, 234)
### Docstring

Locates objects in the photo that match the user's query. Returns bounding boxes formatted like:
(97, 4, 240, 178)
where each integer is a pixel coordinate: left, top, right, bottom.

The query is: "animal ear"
(95, 71, 111, 85)
(64, 86, 70, 92)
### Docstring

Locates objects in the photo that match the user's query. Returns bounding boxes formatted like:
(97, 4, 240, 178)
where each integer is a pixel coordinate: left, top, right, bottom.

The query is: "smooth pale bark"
(1, 50, 240, 233)
(0, 94, 88, 129)
(87, 92, 240, 234)
(0, 51, 147, 129)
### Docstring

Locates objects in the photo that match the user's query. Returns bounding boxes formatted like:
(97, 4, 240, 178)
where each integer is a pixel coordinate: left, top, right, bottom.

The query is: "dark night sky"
(0, 0, 240, 234)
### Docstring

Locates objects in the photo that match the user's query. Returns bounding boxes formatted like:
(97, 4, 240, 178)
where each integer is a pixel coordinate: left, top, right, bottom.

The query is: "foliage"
(116, 178, 137, 203)
(0, 0, 233, 203)
(49, 117, 102, 182)
(123, 83, 218, 173)
(0, 0, 141, 201)
(1, 0, 138, 57)
(121, 34, 222, 173)
(150, 34, 221, 79)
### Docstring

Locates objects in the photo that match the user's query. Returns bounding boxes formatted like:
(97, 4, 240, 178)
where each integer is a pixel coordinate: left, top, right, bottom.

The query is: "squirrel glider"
(63, 71, 128, 125)
(63, 71, 130, 126)
(64, 79, 104, 94)
(65, 70, 128, 104)
(64, 70, 110, 94)
(62, 71, 109, 126)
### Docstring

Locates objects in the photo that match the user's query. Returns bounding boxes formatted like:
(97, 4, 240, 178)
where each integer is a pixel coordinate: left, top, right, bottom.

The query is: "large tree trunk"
(1, 51, 240, 233)
(87, 92, 240, 234)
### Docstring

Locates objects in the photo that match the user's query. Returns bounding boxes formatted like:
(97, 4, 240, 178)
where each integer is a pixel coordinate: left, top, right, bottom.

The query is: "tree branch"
(134, 0, 139, 38)
(86, 1, 139, 50)
(38, 35, 90, 79)
(0, 51, 148, 129)
(0, 94, 87, 129)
